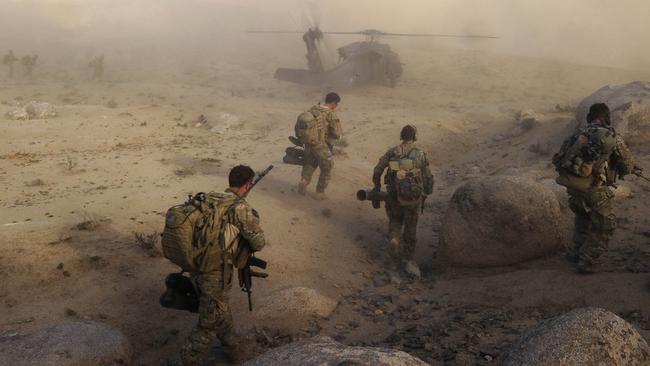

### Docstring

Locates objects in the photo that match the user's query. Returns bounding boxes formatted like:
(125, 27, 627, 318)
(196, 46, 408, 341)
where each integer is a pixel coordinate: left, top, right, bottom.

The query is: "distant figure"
(303, 27, 324, 73)
(2, 50, 18, 77)
(21, 55, 38, 76)
(88, 55, 104, 81)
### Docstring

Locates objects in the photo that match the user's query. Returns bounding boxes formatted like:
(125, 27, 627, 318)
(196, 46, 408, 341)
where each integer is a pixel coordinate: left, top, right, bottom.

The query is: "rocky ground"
(1, 39, 649, 365)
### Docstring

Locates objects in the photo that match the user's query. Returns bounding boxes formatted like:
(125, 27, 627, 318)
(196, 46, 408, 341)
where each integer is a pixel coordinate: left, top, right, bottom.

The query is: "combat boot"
(565, 251, 579, 264)
(297, 179, 308, 196)
(312, 191, 327, 200)
(576, 259, 595, 274)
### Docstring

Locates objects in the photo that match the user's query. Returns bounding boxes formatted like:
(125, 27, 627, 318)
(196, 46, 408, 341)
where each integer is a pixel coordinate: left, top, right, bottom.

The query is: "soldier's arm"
(234, 203, 266, 251)
(421, 152, 434, 195)
(612, 135, 635, 177)
(327, 111, 342, 140)
(372, 149, 392, 189)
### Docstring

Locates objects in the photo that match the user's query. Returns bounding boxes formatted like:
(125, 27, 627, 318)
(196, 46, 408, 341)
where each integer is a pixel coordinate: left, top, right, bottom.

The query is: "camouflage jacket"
(309, 104, 342, 147)
(221, 188, 266, 254)
(373, 141, 434, 195)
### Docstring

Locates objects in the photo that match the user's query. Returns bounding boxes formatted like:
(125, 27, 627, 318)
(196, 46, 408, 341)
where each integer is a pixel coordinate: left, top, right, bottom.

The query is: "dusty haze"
(2, 0, 650, 72)
(2, 1, 650, 365)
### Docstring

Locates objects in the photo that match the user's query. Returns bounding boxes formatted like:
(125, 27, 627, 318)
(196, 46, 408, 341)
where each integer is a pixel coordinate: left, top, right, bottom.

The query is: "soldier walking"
(553, 103, 638, 273)
(2, 50, 18, 77)
(373, 125, 434, 275)
(296, 92, 343, 200)
(21, 54, 38, 76)
(169, 165, 267, 365)
(88, 55, 104, 81)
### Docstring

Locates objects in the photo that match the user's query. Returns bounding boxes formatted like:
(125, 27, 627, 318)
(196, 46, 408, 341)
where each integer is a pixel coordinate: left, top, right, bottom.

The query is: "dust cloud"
(1, 0, 649, 72)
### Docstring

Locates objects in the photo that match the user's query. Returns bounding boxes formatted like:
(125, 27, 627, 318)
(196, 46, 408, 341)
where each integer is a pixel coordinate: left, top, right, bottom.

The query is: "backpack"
(161, 192, 239, 273)
(294, 109, 324, 146)
(552, 126, 616, 191)
(388, 148, 424, 205)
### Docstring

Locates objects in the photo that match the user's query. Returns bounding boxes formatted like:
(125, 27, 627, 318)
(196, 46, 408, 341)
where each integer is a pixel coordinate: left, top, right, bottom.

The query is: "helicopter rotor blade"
(322, 30, 499, 39)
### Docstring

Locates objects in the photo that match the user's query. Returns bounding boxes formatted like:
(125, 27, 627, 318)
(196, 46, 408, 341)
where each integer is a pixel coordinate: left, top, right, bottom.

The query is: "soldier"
(88, 55, 104, 81)
(373, 125, 434, 275)
(297, 92, 343, 200)
(174, 165, 266, 365)
(553, 103, 637, 273)
(2, 50, 18, 77)
(21, 54, 37, 76)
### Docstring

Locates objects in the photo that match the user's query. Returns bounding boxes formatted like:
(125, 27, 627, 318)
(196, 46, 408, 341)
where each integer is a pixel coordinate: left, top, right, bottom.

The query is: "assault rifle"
(237, 164, 273, 311)
(238, 252, 268, 311)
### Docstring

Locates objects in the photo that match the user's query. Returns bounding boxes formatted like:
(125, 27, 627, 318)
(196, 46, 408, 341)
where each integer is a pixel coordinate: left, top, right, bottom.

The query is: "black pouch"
(160, 272, 199, 313)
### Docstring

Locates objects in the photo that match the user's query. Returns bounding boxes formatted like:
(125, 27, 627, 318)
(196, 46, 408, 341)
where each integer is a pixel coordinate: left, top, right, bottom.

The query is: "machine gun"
(237, 253, 268, 311)
(236, 164, 272, 311)
(357, 189, 388, 209)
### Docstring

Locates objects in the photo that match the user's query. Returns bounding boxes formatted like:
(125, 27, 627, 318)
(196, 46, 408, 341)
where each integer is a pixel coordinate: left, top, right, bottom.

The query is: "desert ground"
(1, 36, 649, 365)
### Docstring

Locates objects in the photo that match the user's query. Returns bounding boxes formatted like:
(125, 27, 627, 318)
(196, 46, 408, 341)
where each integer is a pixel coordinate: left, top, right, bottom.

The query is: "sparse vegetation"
(134, 231, 161, 257)
(75, 212, 100, 231)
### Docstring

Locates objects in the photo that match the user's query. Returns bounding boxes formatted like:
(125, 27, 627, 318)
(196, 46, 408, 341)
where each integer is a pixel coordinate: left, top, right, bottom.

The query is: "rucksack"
(294, 109, 324, 146)
(552, 126, 617, 191)
(388, 148, 424, 205)
(161, 192, 239, 273)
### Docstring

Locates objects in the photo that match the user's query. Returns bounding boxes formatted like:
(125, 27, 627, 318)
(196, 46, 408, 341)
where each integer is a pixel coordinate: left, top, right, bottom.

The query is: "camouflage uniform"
(558, 120, 635, 271)
(180, 188, 266, 366)
(301, 104, 342, 194)
(373, 141, 433, 260)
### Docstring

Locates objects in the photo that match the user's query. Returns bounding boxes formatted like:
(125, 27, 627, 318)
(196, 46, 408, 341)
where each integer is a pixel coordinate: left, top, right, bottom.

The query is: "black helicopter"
(249, 27, 498, 89)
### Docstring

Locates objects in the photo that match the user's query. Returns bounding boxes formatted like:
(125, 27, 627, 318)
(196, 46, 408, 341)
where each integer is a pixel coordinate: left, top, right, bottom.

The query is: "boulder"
(504, 307, 650, 366)
(244, 336, 428, 366)
(439, 176, 566, 267)
(25, 101, 57, 119)
(4, 101, 57, 120)
(256, 287, 338, 320)
(0, 320, 131, 366)
(576, 81, 650, 144)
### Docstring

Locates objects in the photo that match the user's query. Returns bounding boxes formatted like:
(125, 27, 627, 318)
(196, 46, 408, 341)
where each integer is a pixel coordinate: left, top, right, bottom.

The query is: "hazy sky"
(2, 0, 649, 69)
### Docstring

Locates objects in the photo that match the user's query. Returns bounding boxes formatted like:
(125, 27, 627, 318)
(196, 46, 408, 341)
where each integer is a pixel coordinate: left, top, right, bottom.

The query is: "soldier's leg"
(567, 193, 590, 263)
(385, 199, 404, 259)
(401, 205, 420, 261)
(568, 213, 591, 263)
(577, 189, 615, 272)
(315, 146, 334, 194)
(180, 274, 237, 366)
(299, 148, 318, 194)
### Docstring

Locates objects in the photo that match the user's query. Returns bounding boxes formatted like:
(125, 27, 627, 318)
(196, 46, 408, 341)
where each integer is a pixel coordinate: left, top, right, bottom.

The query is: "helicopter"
(249, 27, 498, 89)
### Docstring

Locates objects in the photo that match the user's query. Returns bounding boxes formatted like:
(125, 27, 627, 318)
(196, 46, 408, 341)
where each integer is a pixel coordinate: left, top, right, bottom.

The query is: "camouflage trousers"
(385, 197, 420, 261)
(180, 270, 238, 366)
(301, 144, 333, 193)
(567, 187, 616, 266)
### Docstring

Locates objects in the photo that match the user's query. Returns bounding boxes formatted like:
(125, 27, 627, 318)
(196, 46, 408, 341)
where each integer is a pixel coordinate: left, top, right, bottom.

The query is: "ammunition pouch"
(556, 174, 594, 192)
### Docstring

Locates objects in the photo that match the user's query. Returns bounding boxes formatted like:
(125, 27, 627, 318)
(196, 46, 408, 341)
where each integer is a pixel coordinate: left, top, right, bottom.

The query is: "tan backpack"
(161, 192, 238, 273)
(294, 109, 325, 146)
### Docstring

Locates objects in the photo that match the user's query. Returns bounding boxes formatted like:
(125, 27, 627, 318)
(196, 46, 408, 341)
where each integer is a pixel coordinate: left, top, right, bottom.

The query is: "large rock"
(439, 176, 566, 267)
(0, 320, 131, 366)
(256, 287, 338, 320)
(5, 101, 57, 120)
(504, 307, 650, 366)
(577, 81, 650, 144)
(244, 336, 428, 366)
